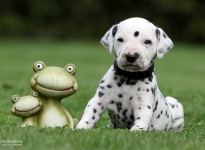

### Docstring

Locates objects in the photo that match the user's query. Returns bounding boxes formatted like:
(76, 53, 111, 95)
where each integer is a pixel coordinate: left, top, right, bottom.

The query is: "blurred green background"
(0, 2, 205, 149)
(0, 0, 205, 43)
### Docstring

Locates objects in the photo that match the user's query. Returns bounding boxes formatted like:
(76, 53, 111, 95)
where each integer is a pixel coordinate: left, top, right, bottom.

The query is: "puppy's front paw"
(130, 125, 146, 132)
(75, 121, 93, 129)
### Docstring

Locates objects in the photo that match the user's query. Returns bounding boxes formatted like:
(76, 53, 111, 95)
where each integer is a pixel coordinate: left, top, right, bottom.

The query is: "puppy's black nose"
(125, 53, 139, 63)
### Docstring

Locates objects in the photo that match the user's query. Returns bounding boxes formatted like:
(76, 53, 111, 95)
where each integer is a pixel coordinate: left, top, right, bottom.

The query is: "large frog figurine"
(11, 91, 43, 127)
(30, 61, 78, 128)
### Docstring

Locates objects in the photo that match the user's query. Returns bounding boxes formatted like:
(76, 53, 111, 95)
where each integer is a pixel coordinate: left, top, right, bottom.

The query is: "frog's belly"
(38, 106, 70, 127)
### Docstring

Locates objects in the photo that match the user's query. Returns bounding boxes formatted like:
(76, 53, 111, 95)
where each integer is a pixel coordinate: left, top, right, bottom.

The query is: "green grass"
(0, 40, 205, 150)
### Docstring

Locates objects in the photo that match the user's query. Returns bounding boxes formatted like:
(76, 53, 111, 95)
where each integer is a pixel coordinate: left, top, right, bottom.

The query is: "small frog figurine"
(11, 91, 43, 127)
(30, 61, 78, 128)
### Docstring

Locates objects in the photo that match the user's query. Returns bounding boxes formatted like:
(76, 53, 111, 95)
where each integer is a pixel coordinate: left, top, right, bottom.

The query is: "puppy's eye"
(144, 40, 152, 44)
(117, 38, 123, 42)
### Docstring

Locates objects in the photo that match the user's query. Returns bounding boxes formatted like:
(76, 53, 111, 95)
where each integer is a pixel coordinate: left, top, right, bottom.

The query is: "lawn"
(0, 40, 205, 150)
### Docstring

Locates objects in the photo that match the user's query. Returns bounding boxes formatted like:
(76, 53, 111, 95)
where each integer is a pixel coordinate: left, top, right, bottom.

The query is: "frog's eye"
(65, 64, 76, 75)
(11, 95, 19, 103)
(13, 96, 19, 101)
(32, 91, 38, 97)
(67, 66, 74, 73)
(36, 63, 43, 70)
(33, 61, 46, 72)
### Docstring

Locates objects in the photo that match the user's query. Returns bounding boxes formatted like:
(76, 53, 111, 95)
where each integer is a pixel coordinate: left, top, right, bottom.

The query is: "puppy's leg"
(76, 96, 106, 129)
(130, 95, 153, 131)
(166, 96, 184, 131)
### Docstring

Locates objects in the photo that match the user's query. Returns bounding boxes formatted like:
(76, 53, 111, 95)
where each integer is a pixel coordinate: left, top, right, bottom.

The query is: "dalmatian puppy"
(76, 17, 184, 131)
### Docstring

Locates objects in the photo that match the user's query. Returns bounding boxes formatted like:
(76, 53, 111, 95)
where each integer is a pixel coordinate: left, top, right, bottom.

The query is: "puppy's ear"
(156, 28, 174, 59)
(100, 25, 117, 53)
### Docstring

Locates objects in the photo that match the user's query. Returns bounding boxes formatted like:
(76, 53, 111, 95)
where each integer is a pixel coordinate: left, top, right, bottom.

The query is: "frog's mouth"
(35, 83, 75, 93)
(30, 78, 78, 97)
(12, 104, 42, 116)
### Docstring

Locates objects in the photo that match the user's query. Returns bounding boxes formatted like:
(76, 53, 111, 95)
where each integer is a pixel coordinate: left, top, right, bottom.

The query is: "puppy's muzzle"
(125, 53, 139, 63)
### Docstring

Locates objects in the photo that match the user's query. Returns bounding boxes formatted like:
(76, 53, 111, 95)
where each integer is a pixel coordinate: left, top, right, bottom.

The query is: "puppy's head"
(101, 17, 173, 72)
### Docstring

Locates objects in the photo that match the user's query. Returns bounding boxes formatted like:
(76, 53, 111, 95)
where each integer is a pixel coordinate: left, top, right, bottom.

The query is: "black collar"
(113, 60, 154, 80)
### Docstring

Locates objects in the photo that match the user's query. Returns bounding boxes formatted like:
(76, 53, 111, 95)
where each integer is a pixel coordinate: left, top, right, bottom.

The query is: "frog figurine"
(11, 91, 43, 127)
(30, 61, 78, 128)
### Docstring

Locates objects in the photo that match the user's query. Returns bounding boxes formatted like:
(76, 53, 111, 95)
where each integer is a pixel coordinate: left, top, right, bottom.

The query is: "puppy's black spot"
(117, 82, 122, 87)
(118, 102, 122, 107)
(107, 84, 112, 88)
(118, 93, 123, 98)
(98, 91, 104, 98)
(151, 87, 154, 95)
(112, 25, 118, 37)
(134, 31, 139, 37)
(163, 32, 167, 38)
(121, 119, 126, 122)
(101, 41, 109, 49)
(127, 121, 132, 126)
(110, 100, 115, 104)
(148, 75, 153, 82)
(92, 116, 95, 120)
(122, 109, 127, 118)
(145, 81, 149, 84)
(130, 115, 134, 120)
(114, 75, 118, 80)
(156, 28, 160, 41)
(165, 110, 167, 116)
(116, 102, 122, 112)
(153, 100, 158, 112)
(100, 79, 105, 83)
(99, 86, 105, 90)
(167, 46, 171, 50)
(158, 48, 164, 54)
(105, 33, 110, 40)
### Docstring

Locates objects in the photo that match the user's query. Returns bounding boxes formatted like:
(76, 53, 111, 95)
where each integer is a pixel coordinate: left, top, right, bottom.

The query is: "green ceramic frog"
(30, 61, 78, 128)
(11, 91, 43, 127)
